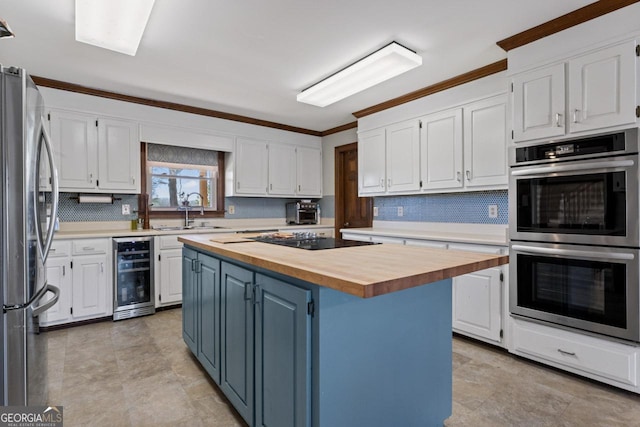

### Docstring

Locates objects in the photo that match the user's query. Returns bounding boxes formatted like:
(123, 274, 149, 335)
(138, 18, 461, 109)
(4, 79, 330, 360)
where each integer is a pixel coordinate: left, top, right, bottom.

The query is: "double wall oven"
(509, 128, 640, 342)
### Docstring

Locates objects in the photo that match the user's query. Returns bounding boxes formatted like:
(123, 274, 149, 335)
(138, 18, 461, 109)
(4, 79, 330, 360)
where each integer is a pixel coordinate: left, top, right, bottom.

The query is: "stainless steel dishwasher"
(113, 236, 155, 320)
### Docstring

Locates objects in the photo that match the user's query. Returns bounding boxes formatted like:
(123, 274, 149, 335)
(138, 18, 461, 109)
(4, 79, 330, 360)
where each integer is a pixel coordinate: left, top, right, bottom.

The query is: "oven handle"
(511, 244, 635, 261)
(511, 159, 634, 177)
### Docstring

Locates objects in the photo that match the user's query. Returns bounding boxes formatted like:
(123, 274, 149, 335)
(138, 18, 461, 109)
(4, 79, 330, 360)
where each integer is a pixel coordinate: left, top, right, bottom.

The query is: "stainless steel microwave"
(286, 201, 318, 225)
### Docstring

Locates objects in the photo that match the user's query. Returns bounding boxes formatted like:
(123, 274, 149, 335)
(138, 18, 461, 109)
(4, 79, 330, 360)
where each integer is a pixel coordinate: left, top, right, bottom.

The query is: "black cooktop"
(249, 235, 378, 250)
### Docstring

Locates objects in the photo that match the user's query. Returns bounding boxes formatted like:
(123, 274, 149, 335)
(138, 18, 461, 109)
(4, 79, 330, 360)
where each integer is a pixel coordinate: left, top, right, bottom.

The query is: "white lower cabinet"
(511, 318, 639, 392)
(41, 238, 112, 326)
(449, 243, 506, 346)
(155, 235, 184, 307)
(341, 232, 508, 347)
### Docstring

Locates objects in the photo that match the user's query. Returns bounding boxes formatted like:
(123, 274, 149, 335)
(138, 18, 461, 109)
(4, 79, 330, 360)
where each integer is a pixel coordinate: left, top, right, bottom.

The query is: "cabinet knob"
(572, 109, 581, 123)
(379, 178, 384, 188)
(466, 170, 471, 181)
(344, 222, 350, 227)
(457, 171, 461, 182)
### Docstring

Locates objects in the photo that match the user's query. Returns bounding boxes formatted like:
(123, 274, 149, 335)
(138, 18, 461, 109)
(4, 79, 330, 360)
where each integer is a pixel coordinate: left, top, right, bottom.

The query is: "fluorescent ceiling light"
(75, 0, 155, 56)
(297, 42, 422, 107)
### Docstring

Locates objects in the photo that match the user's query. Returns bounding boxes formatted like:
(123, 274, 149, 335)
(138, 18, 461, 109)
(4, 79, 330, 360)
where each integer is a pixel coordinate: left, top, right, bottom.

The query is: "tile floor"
(45, 308, 640, 426)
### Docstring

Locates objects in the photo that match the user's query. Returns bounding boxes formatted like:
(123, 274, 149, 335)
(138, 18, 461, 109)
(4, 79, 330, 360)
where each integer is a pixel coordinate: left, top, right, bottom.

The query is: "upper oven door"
(509, 154, 638, 247)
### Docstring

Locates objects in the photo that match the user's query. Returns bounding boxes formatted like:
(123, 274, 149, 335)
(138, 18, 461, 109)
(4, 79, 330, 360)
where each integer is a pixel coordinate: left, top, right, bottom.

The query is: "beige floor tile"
(45, 308, 640, 427)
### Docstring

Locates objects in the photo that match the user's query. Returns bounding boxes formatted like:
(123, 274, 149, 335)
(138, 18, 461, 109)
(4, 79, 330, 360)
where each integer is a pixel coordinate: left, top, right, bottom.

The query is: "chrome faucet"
(179, 192, 205, 227)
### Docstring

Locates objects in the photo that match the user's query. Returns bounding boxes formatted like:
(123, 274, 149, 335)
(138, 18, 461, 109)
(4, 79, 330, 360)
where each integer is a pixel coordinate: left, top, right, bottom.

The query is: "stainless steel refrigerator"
(1, 65, 60, 405)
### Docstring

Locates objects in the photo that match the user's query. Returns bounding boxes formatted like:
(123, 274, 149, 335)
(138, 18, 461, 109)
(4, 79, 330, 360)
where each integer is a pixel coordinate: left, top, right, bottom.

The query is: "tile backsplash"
(53, 191, 507, 224)
(373, 190, 508, 224)
(55, 193, 139, 222)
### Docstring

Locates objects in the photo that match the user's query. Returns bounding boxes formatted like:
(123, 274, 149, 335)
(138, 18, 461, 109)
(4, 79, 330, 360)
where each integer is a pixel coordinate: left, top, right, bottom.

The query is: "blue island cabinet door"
(255, 274, 312, 427)
(198, 253, 221, 384)
(182, 247, 198, 355)
(221, 262, 254, 425)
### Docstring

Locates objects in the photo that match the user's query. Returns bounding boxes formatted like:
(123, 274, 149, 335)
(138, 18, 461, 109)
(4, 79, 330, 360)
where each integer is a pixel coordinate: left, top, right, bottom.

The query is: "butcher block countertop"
(178, 233, 509, 298)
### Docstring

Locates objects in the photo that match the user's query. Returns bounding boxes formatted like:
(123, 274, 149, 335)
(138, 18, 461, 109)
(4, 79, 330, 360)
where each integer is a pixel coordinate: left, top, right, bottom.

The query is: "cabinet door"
(449, 243, 503, 344)
(182, 248, 198, 355)
(512, 63, 565, 142)
(296, 146, 322, 197)
(198, 253, 221, 384)
(452, 267, 502, 343)
(158, 249, 183, 305)
(420, 108, 463, 191)
(386, 120, 420, 193)
(268, 144, 296, 196)
(463, 95, 508, 188)
(568, 41, 636, 133)
(71, 254, 109, 320)
(49, 110, 97, 190)
(40, 258, 72, 325)
(97, 118, 139, 192)
(358, 128, 386, 195)
(220, 262, 254, 425)
(255, 275, 312, 427)
(235, 137, 269, 195)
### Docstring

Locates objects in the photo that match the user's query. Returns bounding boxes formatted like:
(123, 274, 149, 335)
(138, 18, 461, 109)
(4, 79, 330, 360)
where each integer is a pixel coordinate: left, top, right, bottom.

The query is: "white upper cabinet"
(420, 108, 463, 191)
(358, 127, 387, 195)
(568, 40, 636, 133)
(358, 120, 420, 196)
(463, 95, 508, 188)
(50, 110, 97, 190)
(234, 137, 269, 195)
(268, 144, 297, 196)
(230, 137, 322, 198)
(386, 120, 421, 193)
(296, 146, 322, 197)
(359, 93, 508, 197)
(97, 118, 139, 191)
(511, 39, 637, 142)
(48, 109, 140, 193)
(512, 63, 565, 142)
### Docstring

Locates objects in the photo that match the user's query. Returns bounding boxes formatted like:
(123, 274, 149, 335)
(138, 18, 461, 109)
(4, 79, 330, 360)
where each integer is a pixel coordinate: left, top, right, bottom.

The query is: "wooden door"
(335, 143, 373, 239)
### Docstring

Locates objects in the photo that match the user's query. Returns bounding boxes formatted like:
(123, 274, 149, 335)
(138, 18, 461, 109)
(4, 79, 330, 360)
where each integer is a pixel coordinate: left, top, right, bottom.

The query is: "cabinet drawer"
(49, 241, 71, 258)
(448, 243, 503, 255)
(72, 238, 108, 255)
(512, 319, 638, 386)
(404, 239, 447, 249)
(159, 235, 183, 250)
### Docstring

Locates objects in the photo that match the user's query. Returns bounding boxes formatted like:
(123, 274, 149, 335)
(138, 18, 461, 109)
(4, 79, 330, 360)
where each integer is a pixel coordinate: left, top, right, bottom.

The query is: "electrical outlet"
(228, 205, 235, 215)
(373, 206, 379, 217)
(488, 204, 498, 218)
(397, 206, 404, 217)
(122, 204, 130, 215)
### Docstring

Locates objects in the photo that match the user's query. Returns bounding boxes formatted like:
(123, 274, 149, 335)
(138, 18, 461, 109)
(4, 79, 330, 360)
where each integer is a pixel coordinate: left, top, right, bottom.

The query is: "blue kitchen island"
(178, 234, 508, 427)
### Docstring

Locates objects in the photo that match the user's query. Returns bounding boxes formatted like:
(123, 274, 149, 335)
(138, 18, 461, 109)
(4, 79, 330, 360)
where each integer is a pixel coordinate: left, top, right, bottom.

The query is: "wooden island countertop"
(178, 233, 509, 298)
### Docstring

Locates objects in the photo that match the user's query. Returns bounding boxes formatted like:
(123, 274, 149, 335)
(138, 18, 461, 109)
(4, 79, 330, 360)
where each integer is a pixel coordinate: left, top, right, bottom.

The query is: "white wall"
(321, 128, 357, 196)
(40, 87, 321, 149)
(357, 72, 507, 132)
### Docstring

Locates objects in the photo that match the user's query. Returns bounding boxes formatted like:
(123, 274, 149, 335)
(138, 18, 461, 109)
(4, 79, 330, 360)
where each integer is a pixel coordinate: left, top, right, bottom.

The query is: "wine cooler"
(113, 236, 155, 320)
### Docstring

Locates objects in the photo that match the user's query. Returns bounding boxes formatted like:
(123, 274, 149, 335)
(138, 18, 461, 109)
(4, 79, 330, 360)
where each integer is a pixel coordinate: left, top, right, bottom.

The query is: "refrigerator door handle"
(31, 284, 60, 317)
(3, 280, 50, 312)
(36, 117, 59, 262)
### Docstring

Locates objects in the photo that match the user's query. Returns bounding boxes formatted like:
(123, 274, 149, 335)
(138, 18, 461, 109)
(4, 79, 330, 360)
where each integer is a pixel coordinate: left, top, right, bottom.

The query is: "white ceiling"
(0, 0, 594, 132)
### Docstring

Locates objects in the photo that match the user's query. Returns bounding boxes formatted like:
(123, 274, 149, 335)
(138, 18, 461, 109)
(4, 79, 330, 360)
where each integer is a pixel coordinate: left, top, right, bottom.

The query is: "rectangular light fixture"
(75, 0, 155, 56)
(297, 42, 422, 107)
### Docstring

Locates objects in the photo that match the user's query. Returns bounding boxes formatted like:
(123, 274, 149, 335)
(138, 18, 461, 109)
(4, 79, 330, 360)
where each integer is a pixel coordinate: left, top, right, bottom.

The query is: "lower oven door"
(510, 242, 639, 342)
